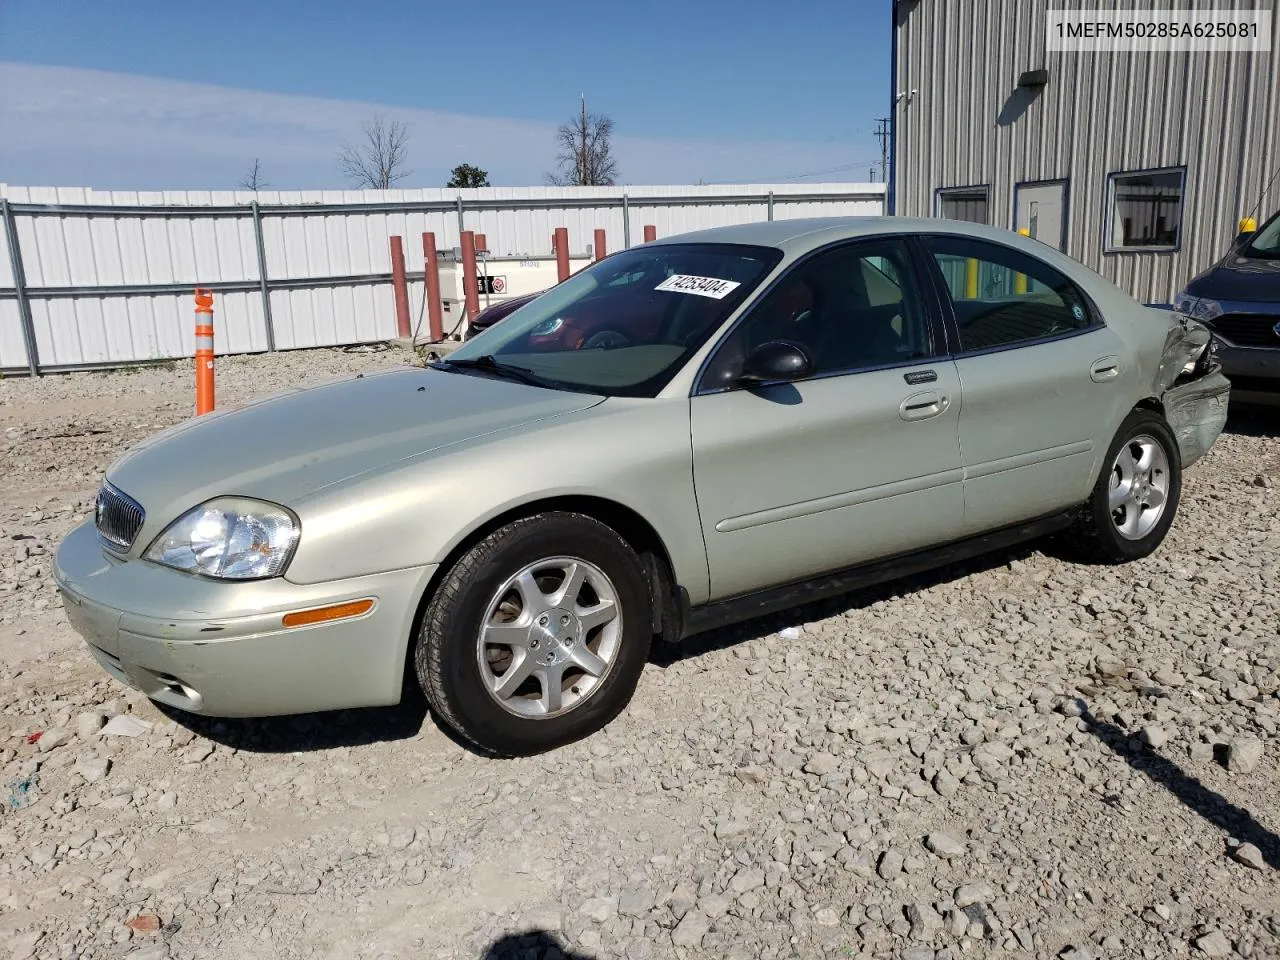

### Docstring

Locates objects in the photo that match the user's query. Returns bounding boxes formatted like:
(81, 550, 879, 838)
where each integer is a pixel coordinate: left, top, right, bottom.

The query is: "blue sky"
(0, 0, 891, 190)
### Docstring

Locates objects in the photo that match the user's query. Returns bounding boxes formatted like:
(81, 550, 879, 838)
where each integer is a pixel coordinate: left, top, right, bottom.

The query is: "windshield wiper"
(431, 354, 563, 390)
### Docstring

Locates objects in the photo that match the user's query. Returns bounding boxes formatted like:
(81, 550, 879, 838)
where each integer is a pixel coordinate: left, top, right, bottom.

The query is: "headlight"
(144, 497, 299, 580)
(1172, 292, 1199, 316)
(1189, 298, 1224, 323)
(529, 317, 564, 338)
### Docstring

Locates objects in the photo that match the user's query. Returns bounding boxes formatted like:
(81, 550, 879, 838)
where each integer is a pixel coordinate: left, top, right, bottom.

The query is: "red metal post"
(194, 288, 215, 415)
(460, 230, 480, 319)
(554, 227, 570, 282)
(643, 224, 657, 243)
(422, 232, 444, 342)
(594, 228, 606, 261)
(389, 236, 411, 338)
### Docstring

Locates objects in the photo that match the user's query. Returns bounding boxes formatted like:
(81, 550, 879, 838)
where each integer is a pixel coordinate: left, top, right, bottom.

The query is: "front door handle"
(899, 390, 950, 421)
(1090, 356, 1122, 382)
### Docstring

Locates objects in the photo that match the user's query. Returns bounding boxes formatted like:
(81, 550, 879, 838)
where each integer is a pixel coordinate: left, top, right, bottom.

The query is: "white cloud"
(0, 62, 874, 190)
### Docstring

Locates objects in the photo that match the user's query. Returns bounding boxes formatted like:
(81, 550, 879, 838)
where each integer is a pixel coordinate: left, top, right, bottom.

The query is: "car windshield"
(1243, 211, 1280, 259)
(442, 243, 782, 397)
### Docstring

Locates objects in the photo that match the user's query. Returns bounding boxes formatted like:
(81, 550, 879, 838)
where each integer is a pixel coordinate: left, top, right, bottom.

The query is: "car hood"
(1186, 254, 1280, 302)
(107, 367, 603, 527)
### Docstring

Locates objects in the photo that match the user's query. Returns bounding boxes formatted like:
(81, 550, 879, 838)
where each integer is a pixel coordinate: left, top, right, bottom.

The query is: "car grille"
(95, 482, 145, 551)
(1208, 313, 1280, 348)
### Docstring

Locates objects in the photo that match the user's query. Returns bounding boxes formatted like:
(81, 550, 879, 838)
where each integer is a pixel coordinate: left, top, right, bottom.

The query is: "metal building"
(890, 0, 1280, 304)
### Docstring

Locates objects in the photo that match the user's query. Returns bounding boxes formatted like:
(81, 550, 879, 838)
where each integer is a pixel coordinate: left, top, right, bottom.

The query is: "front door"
(690, 238, 966, 600)
(1014, 180, 1068, 251)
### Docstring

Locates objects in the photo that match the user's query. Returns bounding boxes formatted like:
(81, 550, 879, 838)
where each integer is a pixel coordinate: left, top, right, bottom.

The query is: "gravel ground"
(1, 347, 1278, 960)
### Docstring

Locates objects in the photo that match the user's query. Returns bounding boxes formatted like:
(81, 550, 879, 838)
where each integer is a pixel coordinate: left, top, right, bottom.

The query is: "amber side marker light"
(282, 599, 375, 628)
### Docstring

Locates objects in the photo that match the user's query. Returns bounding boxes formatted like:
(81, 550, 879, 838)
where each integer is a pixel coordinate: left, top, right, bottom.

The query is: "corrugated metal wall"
(0, 183, 885, 374)
(893, 0, 1280, 304)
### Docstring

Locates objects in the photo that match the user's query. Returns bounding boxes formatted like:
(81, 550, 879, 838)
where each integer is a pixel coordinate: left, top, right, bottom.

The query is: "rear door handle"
(1090, 356, 1122, 382)
(899, 390, 950, 422)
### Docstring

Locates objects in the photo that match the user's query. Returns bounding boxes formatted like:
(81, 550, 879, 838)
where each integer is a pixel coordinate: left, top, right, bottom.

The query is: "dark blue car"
(1175, 212, 1280, 405)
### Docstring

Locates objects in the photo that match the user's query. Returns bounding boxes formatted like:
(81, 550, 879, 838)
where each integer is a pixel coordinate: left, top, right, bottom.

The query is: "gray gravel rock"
(1226, 737, 1264, 773)
(1193, 929, 1233, 956)
(74, 756, 111, 783)
(924, 832, 966, 859)
(670, 910, 710, 948)
(954, 881, 994, 908)
(1231, 842, 1265, 871)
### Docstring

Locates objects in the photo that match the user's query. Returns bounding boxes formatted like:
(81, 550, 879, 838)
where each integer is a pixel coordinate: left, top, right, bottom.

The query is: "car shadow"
(1078, 705, 1280, 870)
(653, 539, 1042, 666)
(479, 931, 595, 960)
(1224, 404, 1279, 438)
(154, 676, 434, 754)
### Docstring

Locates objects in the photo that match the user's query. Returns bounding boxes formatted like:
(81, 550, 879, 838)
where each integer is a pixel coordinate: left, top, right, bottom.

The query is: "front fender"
(283, 397, 711, 603)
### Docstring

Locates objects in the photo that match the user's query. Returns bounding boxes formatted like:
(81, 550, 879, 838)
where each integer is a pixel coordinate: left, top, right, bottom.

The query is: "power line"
(708, 160, 882, 185)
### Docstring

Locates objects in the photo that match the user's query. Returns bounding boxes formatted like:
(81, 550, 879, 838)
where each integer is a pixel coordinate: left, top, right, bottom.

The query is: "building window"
(936, 186, 990, 224)
(1107, 168, 1185, 250)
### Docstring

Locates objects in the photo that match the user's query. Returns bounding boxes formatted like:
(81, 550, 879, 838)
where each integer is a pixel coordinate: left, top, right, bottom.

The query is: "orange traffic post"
(389, 236, 411, 338)
(460, 230, 480, 319)
(594, 228, 607, 261)
(554, 227, 570, 282)
(194, 288, 215, 415)
(422, 232, 444, 342)
(643, 224, 657, 243)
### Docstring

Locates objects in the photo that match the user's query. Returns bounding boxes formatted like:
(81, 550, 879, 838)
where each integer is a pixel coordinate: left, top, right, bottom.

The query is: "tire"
(414, 513, 652, 756)
(1068, 409, 1182, 563)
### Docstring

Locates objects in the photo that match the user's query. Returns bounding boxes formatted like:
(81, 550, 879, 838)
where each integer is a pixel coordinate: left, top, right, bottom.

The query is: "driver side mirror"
(737, 340, 814, 384)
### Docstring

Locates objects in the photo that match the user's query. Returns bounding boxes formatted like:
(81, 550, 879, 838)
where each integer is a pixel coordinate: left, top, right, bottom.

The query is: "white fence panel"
(0, 182, 885, 373)
(0, 301, 27, 370)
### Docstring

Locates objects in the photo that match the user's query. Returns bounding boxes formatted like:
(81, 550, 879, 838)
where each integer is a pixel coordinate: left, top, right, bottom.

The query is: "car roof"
(648, 216, 1037, 256)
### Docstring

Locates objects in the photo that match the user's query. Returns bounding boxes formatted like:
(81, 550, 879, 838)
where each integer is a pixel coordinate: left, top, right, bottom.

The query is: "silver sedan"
(55, 218, 1231, 755)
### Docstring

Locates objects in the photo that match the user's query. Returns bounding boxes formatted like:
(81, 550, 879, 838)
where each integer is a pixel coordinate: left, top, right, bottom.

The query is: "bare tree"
(546, 97, 618, 186)
(338, 114, 412, 190)
(238, 158, 268, 191)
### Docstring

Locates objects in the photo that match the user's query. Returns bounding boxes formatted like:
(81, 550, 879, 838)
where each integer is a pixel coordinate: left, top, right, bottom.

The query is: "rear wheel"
(1068, 410, 1182, 563)
(414, 513, 652, 755)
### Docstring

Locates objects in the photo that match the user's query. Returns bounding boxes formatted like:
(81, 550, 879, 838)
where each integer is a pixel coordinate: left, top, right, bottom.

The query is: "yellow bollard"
(1014, 228, 1030, 294)
(964, 258, 978, 299)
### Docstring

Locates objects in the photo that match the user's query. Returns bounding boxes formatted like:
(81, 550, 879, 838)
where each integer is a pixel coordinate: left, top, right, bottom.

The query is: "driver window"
(705, 239, 932, 386)
(925, 235, 1094, 352)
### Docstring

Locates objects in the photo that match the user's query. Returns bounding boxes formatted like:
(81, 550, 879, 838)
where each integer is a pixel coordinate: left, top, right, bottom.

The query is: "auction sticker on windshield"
(654, 274, 742, 299)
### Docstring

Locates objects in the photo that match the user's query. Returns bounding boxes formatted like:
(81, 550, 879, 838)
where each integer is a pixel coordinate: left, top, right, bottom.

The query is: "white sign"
(654, 274, 742, 299)
(1047, 9, 1271, 52)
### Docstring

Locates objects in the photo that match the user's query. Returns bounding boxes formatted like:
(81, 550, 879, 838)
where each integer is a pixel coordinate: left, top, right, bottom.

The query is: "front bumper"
(53, 521, 436, 717)
(1163, 369, 1231, 468)
(1217, 342, 1280, 403)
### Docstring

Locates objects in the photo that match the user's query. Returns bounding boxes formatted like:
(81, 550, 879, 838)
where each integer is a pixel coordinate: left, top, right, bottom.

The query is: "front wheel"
(1068, 409, 1182, 563)
(414, 513, 652, 755)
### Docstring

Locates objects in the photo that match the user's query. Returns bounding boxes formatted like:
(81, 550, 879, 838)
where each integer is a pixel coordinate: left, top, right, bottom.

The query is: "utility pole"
(874, 117, 891, 185)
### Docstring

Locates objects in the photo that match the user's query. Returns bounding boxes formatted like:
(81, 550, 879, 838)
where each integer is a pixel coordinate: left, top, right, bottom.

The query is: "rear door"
(919, 234, 1131, 534)
(689, 237, 966, 600)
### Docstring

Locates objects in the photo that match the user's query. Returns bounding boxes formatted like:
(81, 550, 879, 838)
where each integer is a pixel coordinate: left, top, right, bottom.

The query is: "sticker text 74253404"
(654, 274, 742, 299)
